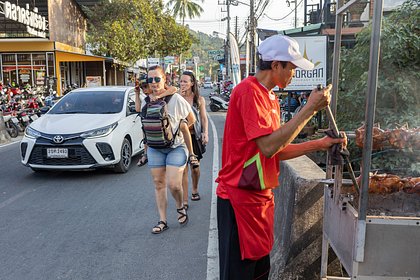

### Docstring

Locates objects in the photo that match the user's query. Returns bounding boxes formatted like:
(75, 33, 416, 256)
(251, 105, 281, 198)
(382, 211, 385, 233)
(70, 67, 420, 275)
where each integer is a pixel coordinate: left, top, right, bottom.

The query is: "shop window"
(18, 66, 32, 86)
(33, 67, 46, 86)
(2, 67, 17, 85)
(17, 54, 31, 65)
(2, 54, 16, 65)
(47, 53, 55, 77)
(33, 54, 46, 66)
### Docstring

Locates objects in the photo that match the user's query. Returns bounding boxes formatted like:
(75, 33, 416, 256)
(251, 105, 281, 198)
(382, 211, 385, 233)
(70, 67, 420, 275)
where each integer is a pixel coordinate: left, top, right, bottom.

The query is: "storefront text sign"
(147, 58, 160, 67)
(2, 1, 48, 38)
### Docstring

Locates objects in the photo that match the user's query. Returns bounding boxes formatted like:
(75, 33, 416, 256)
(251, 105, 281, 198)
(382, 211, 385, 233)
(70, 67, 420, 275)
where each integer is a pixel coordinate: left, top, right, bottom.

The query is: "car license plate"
(47, 148, 68, 158)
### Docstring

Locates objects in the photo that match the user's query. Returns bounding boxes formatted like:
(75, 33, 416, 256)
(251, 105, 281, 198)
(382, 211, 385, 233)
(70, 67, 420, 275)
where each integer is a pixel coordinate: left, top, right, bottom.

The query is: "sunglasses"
(147, 77, 162, 84)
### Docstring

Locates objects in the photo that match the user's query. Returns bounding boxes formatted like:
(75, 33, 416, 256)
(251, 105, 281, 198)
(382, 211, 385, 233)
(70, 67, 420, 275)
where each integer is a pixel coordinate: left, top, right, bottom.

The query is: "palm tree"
(166, 0, 204, 26)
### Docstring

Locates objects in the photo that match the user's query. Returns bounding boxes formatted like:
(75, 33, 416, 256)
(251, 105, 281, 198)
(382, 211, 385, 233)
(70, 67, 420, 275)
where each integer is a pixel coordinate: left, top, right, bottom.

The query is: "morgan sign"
(284, 36, 327, 91)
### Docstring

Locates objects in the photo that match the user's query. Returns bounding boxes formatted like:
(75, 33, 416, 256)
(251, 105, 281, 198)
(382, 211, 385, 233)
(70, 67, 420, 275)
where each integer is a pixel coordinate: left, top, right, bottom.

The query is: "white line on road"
(206, 114, 220, 280)
(0, 139, 21, 149)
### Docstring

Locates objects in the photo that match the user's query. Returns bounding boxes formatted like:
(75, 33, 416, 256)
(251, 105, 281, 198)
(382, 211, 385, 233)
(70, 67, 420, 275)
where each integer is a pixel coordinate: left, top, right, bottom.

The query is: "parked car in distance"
(20, 86, 145, 173)
(203, 82, 213, 89)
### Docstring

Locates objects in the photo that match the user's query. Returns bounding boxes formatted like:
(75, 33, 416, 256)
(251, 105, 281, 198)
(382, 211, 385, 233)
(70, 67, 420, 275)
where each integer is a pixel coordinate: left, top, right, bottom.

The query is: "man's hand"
(317, 132, 347, 151)
(306, 84, 332, 112)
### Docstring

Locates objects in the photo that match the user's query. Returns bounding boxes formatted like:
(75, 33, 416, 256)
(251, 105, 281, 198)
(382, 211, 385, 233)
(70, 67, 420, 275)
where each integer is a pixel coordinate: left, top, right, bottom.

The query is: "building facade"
(0, 0, 129, 95)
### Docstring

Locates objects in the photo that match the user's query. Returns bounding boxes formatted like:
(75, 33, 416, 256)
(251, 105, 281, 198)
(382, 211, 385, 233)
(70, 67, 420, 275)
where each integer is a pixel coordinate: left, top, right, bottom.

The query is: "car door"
(125, 89, 144, 155)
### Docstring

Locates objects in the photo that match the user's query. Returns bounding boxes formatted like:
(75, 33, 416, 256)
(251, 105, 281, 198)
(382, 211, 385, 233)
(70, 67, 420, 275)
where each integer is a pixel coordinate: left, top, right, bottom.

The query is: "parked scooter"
(209, 94, 229, 112)
(2, 114, 19, 138)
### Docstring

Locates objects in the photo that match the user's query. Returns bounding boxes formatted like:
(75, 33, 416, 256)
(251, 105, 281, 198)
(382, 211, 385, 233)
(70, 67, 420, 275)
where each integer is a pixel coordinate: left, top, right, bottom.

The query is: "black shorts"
(217, 197, 270, 280)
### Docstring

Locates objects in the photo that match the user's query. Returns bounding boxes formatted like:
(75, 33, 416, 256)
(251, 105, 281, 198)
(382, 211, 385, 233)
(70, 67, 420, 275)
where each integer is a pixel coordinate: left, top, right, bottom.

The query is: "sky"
(169, 0, 407, 42)
(173, 0, 323, 39)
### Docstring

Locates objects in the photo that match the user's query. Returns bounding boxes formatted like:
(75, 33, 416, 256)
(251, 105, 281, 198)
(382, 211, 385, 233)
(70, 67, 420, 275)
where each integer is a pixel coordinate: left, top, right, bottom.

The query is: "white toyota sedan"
(20, 87, 145, 173)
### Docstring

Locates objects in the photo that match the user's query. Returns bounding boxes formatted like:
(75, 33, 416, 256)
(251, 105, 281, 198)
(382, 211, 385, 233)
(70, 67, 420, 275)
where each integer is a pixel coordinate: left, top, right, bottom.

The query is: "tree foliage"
(166, 0, 204, 25)
(85, 0, 193, 64)
(337, 0, 420, 175)
(187, 30, 225, 79)
(337, 0, 420, 130)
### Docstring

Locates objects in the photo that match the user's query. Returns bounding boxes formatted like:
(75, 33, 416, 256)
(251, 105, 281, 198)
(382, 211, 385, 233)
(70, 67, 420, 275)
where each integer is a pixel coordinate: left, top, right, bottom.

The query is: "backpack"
(141, 95, 179, 149)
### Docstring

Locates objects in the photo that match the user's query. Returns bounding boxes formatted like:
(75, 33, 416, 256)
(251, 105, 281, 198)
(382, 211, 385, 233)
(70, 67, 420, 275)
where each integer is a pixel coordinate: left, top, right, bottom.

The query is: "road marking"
(0, 139, 20, 149)
(0, 188, 34, 209)
(206, 114, 220, 280)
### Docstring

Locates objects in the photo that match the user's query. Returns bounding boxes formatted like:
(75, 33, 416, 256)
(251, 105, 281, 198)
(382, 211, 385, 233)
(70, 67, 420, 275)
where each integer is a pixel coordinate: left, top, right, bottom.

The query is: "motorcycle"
(2, 114, 19, 138)
(209, 93, 229, 112)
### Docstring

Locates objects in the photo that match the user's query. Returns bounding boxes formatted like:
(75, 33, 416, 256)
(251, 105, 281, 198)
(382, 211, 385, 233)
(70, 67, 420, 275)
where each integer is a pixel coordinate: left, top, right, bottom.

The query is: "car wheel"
(114, 138, 132, 173)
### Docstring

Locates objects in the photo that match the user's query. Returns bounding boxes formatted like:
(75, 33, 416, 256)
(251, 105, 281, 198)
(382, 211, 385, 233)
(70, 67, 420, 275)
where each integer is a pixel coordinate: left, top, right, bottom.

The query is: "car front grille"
(28, 145, 97, 166)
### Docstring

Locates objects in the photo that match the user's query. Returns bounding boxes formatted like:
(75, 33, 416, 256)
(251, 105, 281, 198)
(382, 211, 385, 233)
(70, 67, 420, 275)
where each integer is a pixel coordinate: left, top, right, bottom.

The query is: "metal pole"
(295, 0, 298, 28)
(359, 0, 384, 222)
(226, 0, 230, 79)
(250, 0, 255, 74)
(326, 0, 344, 179)
(353, 0, 384, 263)
(102, 60, 106, 86)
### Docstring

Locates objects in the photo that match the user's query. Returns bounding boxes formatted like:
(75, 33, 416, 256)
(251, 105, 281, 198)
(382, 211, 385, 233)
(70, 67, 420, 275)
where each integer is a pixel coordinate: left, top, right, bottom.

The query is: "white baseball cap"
(257, 35, 314, 70)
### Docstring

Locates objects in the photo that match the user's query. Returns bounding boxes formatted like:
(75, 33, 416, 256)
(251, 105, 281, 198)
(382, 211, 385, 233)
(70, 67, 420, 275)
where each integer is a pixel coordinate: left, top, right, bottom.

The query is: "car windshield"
(49, 90, 125, 114)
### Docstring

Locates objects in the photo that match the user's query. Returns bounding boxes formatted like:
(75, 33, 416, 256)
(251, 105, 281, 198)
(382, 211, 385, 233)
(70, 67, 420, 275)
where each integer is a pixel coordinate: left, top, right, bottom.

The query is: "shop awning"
(55, 51, 106, 62)
(55, 51, 107, 96)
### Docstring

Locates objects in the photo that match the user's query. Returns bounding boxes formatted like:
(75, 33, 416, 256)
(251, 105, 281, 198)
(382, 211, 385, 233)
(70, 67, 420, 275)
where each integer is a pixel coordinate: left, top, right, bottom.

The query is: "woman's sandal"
(177, 207, 188, 225)
(137, 153, 148, 167)
(152, 220, 168, 234)
(191, 192, 201, 201)
(183, 203, 189, 210)
(188, 154, 200, 169)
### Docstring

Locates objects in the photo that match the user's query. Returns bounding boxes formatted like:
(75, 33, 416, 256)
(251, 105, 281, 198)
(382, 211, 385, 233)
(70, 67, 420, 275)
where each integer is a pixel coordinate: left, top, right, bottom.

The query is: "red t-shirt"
(216, 76, 281, 260)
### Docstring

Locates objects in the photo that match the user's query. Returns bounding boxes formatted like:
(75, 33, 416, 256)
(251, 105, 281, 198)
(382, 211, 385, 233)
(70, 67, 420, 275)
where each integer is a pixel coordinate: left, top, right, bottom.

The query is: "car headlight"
(25, 126, 41, 139)
(80, 122, 118, 139)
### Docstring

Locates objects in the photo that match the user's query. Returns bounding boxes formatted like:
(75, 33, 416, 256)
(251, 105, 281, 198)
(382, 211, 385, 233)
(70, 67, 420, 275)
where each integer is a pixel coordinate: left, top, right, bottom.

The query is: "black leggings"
(217, 197, 270, 280)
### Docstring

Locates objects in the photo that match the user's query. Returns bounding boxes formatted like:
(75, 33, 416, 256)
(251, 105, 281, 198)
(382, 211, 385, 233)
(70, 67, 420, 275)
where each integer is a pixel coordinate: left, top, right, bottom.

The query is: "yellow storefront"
(0, 39, 107, 96)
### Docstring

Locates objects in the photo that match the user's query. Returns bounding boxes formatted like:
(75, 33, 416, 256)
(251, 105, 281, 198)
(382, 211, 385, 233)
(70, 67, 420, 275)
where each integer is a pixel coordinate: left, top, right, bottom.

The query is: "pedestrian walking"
(134, 73, 177, 167)
(216, 35, 347, 279)
(179, 71, 209, 209)
(141, 66, 198, 234)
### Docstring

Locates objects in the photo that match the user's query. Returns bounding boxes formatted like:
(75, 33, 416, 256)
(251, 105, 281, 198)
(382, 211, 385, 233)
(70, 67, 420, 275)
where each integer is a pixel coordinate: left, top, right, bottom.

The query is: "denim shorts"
(147, 145, 188, 168)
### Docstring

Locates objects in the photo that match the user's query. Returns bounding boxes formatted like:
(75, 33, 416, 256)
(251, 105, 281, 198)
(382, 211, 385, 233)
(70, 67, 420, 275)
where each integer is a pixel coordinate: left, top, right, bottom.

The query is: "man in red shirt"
(216, 35, 346, 279)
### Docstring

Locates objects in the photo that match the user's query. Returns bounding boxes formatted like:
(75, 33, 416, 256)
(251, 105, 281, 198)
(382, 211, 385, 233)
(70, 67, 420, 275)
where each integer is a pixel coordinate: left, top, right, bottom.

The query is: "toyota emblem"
(53, 135, 64, 144)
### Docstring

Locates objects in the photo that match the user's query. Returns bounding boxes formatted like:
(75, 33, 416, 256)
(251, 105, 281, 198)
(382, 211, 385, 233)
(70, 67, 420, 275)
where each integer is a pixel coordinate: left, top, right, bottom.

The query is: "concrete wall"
(48, 0, 86, 48)
(270, 155, 328, 280)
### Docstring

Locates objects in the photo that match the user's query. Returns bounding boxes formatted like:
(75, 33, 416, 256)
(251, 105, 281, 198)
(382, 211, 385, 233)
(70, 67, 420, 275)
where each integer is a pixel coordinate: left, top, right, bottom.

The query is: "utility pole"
(226, 0, 230, 80)
(249, 0, 255, 74)
(235, 16, 238, 41)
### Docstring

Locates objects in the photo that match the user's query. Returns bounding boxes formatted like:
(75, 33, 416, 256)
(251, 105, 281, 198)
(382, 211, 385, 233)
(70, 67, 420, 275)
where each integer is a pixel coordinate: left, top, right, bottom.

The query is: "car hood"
(30, 114, 121, 134)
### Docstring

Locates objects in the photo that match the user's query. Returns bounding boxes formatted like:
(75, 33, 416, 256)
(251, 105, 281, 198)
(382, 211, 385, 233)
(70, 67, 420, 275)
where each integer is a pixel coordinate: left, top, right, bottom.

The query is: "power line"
(263, 0, 303, 21)
(256, 0, 270, 20)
